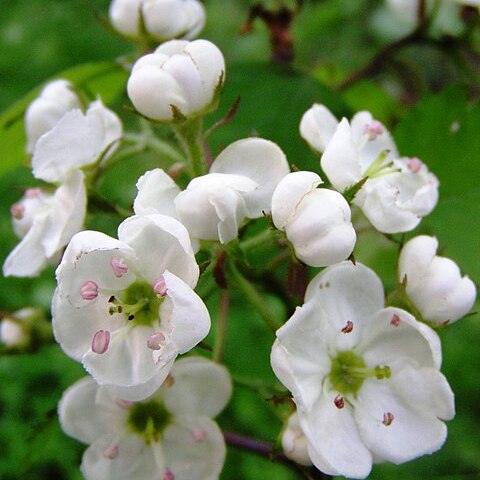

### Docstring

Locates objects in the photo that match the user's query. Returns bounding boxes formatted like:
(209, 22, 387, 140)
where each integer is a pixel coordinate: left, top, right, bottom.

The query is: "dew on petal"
(92, 329, 110, 354)
(390, 314, 400, 327)
(153, 276, 168, 297)
(147, 332, 165, 350)
(407, 157, 423, 173)
(383, 412, 394, 426)
(163, 468, 175, 480)
(80, 281, 99, 300)
(10, 202, 25, 220)
(103, 443, 119, 459)
(334, 394, 345, 409)
(364, 121, 384, 141)
(192, 429, 207, 443)
(111, 257, 128, 278)
(341, 321, 353, 334)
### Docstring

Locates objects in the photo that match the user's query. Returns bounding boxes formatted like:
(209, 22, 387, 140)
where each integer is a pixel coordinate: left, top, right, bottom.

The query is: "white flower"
(109, 0, 205, 41)
(52, 214, 210, 400)
(271, 171, 356, 267)
(398, 235, 477, 325)
(25, 79, 82, 154)
(303, 105, 439, 233)
(134, 138, 290, 244)
(3, 170, 87, 277)
(127, 39, 225, 122)
(281, 412, 312, 467)
(271, 261, 454, 479)
(59, 356, 231, 480)
(299, 104, 339, 154)
(32, 99, 122, 183)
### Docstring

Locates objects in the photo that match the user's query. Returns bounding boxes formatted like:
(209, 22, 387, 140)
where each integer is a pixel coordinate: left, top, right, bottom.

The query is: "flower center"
(329, 350, 391, 395)
(363, 150, 398, 180)
(109, 280, 162, 327)
(128, 400, 171, 443)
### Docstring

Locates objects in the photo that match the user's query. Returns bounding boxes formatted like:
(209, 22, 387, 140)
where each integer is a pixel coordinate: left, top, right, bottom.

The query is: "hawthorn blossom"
(398, 235, 476, 325)
(109, 0, 205, 42)
(271, 171, 356, 267)
(134, 138, 290, 244)
(3, 170, 87, 277)
(59, 356, 231, 480)
(271, 261, 454, 478)
(25, 79, 82, 154)
(281, 412, 312, 467)
(300, 105, 439, 233)
(32, 99, 122, 183)
(127, 39, 225, 122)
(52, 214, 210, 400)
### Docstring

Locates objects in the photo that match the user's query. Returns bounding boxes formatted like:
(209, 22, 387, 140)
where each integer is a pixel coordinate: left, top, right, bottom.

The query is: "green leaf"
(0, 61, 128, 178)
(207, 62, 349, 171)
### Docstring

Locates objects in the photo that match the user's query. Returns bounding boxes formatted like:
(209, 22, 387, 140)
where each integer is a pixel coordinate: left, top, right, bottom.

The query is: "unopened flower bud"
(399, 235, 476, 324)
(127, 39, 225, 122)
(109, 0, 206, 42)
(281, 413, 312, 466)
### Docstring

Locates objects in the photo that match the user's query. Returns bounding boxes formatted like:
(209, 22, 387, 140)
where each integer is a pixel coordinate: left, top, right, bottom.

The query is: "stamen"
(407, 157, 423, 173)
(374, 365, 391, 380)
(163, 468, 175, 480)
(81, 281, 99, 300)
(10, 202, 25, 220)
(103, 444, 119, 459)
(92, 330, 110, 354)
(192, 429, 207, 442)
(25, 188, 42, 199)
(390, 314, 400, 327)
(341, 321, 353, 334)
(153, 276, 168, 297)
(363, 150, 393, 179)
(334, 394, 345, 409)
(383, 412, 394, 426)
(147, 332, 165, 351)
(364, 121, 384, 141)
(111, 257, 128, 278)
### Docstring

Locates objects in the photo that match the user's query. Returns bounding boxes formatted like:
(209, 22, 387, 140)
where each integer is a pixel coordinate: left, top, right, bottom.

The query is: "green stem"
(123, 132, 184, 164)
(213, 290, 230, 363)
(227, 261, 283, 334)
(173, 117, 207, 177)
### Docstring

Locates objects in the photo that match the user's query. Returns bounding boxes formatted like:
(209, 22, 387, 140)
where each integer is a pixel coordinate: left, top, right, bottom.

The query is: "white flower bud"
(1, 319, 25, 347)
(282, 413, 312, 466)
(127, 39, 225, 122)
(399, 235, 477, 324)
(299, 103, 339, 153)
(109, 0, 206, 42)
(25, 79, 82, 154)
(272, 171, 356, 267)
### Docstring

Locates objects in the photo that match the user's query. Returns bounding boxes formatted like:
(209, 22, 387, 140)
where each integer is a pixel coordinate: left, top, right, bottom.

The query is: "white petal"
(81, 434, 162, 480)
(210, 138, 290, 217)
(271, 171, 322, 230)
(158, 271, 210, 355)
(390, 366, 455, 421)
(83, 325, 160, 388)
(162, 356, 232, 418)
(321, 119, 363, 192)
(134, 169, 181, 217)
(304, 262, 385, 351)
(273, 302, 332, 412)
(118, 214, 199, 288)
(398, 235, 437, 286)
(162, 417, 226, 480)
(109, 0, 142, 38)
(299, 103, 339, 153)
(281, 412, 312, 466)
(355, 378, 448, 464)
(32, 109, 106, 183)
(357, 307, 442, 371)
(58, 376, 126, 444)
(2, 214, 50, 277)
(299, 394, 372, 479)
(42, 170, 87, 257)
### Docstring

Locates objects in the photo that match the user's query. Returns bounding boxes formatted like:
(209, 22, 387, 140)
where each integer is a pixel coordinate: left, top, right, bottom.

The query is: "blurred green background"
(0, 0, 479, 479)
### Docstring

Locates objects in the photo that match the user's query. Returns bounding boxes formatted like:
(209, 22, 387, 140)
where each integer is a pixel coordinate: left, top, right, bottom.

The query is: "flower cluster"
(2, 2, 477, 480)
